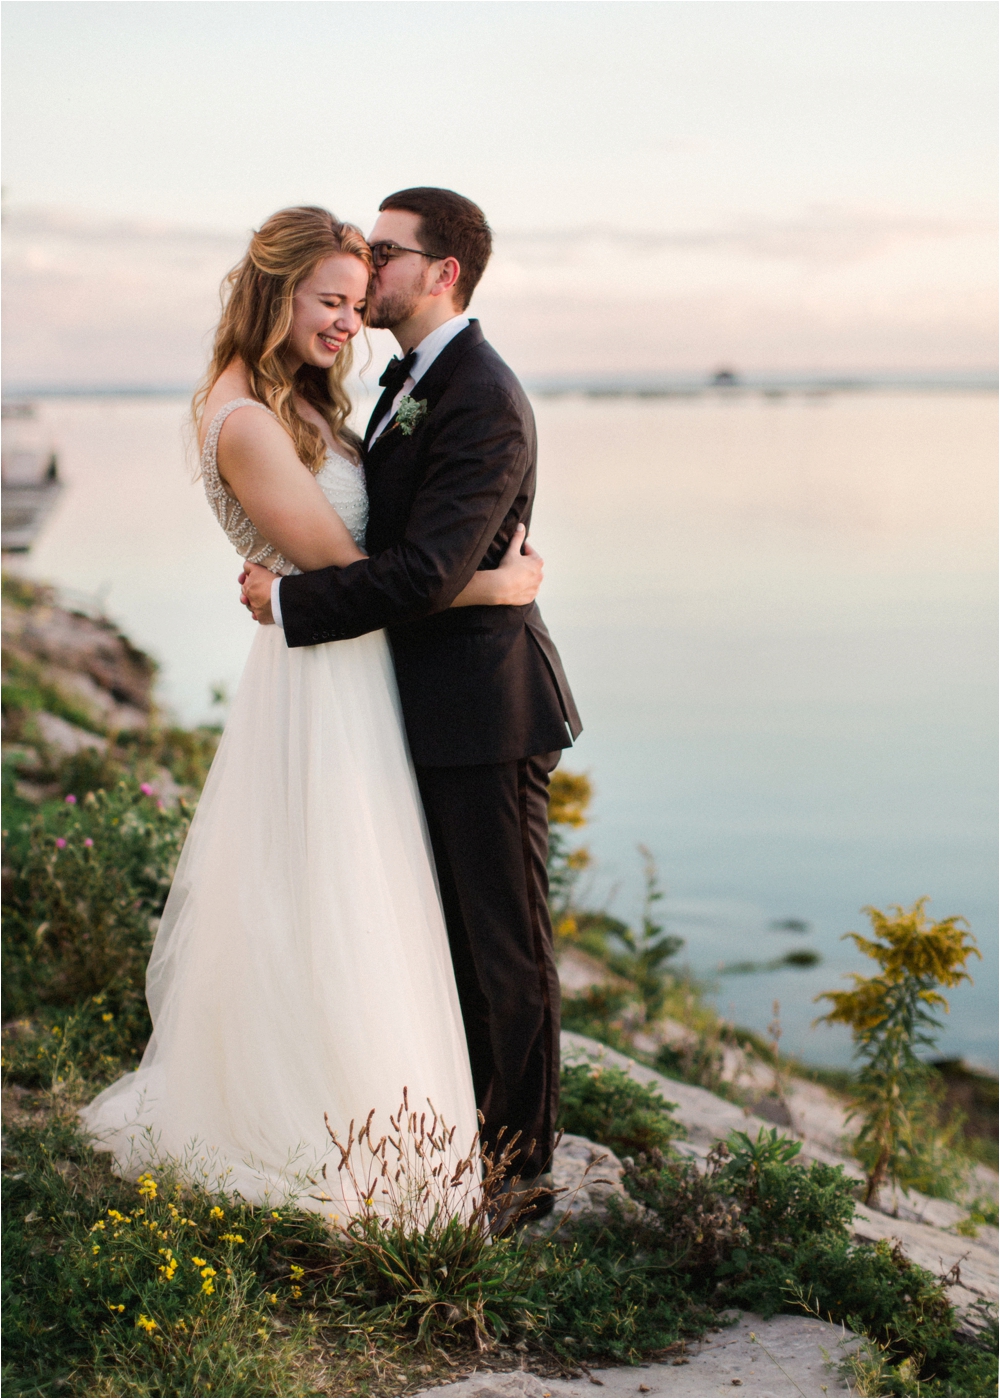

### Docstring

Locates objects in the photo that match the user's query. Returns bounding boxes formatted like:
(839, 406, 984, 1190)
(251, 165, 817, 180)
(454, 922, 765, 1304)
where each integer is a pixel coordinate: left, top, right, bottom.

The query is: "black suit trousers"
(415, 752, 562, 1179)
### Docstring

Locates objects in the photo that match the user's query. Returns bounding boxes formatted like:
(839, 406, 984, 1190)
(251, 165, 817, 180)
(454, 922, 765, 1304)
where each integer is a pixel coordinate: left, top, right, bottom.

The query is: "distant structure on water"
(2, 402, 63, 553)
(710, 367, 741, 387)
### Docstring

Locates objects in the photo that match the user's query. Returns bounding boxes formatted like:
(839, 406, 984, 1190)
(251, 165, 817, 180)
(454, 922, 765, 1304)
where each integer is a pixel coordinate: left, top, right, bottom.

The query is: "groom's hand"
(492, 524, 544, 604)
(240, 562, 275, 625)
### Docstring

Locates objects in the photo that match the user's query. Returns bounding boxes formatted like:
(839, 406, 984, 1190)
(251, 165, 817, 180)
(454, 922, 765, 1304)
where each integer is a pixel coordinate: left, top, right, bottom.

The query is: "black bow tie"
(378, 349, 417, 398)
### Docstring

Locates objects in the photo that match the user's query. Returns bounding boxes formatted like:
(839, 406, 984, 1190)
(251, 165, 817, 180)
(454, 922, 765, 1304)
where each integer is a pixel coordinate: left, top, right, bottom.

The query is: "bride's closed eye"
(320, 300, 366, 317)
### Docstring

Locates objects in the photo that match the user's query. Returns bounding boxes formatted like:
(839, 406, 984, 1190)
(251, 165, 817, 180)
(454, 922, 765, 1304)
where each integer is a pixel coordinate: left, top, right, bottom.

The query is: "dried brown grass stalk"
(320, 1089, 553, 1237)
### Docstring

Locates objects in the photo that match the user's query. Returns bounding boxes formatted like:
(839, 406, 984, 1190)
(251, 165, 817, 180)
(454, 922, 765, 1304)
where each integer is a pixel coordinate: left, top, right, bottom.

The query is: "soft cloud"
(2, 204, 995, 390)
(498, 207, 992, 267)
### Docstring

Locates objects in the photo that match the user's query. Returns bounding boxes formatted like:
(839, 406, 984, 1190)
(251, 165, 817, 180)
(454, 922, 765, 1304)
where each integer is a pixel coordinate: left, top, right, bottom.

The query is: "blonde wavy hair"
(194, 206, 373, 472)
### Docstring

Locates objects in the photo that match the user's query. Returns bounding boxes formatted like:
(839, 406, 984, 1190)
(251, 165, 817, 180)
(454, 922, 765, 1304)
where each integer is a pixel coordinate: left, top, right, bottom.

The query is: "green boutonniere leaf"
(396, 395, 428, 437)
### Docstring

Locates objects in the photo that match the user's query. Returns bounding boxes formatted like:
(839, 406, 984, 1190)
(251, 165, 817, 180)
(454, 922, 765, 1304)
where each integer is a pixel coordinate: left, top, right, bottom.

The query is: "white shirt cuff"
(270, 575, 284, 628)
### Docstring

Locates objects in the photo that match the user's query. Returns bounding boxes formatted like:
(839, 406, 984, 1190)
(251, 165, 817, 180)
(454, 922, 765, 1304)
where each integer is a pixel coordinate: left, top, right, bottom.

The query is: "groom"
(243, 187, 581, 1203)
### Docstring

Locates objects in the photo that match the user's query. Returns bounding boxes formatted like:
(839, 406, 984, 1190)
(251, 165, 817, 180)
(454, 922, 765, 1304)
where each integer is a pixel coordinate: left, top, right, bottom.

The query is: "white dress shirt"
(271, 314, 470, 628)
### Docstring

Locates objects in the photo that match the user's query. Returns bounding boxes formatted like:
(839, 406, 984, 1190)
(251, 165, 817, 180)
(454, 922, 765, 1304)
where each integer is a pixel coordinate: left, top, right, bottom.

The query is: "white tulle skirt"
(80, 625, 478, 1215)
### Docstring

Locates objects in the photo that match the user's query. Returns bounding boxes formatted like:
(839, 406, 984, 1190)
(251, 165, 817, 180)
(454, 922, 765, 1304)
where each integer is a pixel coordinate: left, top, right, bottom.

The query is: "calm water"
(16, 390, 998, 1068)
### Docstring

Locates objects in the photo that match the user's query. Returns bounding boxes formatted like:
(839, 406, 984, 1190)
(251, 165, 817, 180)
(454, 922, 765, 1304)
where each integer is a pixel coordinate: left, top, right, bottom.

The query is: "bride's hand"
(451, 524, 544, 608)
(240, 562, 276, 624)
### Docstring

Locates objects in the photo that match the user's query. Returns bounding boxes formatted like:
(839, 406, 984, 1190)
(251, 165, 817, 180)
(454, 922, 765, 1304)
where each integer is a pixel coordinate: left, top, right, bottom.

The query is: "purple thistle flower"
(84, 837, 94, 848)
(140, 782, 154, 796)
(55, 837, 67, 849)
(65, 794, 77, 805)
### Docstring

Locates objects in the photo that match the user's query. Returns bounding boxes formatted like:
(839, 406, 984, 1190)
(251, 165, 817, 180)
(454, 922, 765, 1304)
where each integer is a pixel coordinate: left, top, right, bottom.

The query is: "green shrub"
(522, 1236, 713, 1363)
(559, 987, 634, 1050)
(610, 1146, 748, 1279)
(594, 1126, 990, 1396)
(557, 1061, 683, 1158)
(2, 778, 190, 1069)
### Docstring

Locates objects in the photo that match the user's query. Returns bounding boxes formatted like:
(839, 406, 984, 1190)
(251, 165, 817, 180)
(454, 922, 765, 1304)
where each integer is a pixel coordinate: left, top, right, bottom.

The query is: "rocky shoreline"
(416, 1029, 998, 1398)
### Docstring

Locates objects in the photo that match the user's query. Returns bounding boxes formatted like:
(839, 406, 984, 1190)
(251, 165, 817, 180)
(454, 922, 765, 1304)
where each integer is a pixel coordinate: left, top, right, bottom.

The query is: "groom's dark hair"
(379, 187, 492, 311)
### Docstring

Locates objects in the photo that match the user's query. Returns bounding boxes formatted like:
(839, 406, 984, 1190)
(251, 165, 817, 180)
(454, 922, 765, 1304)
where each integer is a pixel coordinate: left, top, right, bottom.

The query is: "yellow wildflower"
(290, 1285, 302, 1299)
(200, 1266, 217, 1280)
(219, 1233, 244, 1244)
(136, 1314, 158, 1333)
(90, 1220, 106, 1232)
(288, 1264, 304, 1280)
(107, 1209, 125, 1222)
(92, 1244, 101, 1254)
(107, 1303, 125, 1314)
(209, 1206, 225, 1220)
(137, 1173, 158, 1200)
(191, 1257, 207, 1268)
(102, 1012, 114, 1023)
(201, 1279, 215, 1296)
(266, 1293, 278, 1305)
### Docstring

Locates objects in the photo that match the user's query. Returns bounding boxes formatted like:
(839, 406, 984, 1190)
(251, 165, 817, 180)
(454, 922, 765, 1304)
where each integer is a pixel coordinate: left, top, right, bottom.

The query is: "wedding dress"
(80, 400, 479, 1214)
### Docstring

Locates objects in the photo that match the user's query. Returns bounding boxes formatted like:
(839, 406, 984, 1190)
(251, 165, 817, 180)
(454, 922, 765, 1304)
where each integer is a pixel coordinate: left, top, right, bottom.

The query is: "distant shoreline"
(3, 371, 998, 401)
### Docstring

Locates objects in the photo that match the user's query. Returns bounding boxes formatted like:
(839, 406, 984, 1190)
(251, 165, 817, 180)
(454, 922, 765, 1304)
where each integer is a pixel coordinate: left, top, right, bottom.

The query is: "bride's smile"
(285, 253, 368, 372)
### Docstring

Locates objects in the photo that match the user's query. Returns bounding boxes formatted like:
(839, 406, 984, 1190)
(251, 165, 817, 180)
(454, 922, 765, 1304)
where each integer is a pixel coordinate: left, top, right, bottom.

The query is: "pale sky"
(3, 0, 997, 384)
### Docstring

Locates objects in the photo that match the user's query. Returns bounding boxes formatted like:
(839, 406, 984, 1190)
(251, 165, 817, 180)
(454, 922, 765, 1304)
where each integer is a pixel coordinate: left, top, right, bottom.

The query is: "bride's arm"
(449, 524, 544, 607)
(217, 407, 365, 572)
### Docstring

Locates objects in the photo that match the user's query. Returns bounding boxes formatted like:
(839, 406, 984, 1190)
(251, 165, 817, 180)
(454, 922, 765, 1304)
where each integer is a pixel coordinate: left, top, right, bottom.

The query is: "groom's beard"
(368, 269, 426, 330)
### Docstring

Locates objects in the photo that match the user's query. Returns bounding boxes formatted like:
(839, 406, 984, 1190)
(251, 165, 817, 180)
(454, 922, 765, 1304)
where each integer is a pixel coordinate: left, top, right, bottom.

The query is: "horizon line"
(3, 369, 998, 401)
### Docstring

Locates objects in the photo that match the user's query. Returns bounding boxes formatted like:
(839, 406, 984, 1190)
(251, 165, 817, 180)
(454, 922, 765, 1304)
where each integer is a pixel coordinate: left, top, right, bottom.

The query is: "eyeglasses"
(370, 241, 447, 269)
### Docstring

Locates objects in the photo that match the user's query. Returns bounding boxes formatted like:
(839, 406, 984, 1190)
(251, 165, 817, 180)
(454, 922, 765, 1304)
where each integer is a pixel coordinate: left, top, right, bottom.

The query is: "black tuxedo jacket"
(279, 320, 582, 767)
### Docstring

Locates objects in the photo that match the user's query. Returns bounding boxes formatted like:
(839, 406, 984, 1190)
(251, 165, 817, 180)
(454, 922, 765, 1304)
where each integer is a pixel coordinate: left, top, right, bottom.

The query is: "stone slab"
(417, 1312, 859, 1398)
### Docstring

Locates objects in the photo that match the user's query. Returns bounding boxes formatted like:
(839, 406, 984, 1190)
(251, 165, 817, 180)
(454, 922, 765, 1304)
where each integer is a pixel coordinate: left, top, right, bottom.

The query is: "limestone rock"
(33, 711, 108, 756)
(560, 1031, 999, 1319)
(418, 1311, 861, 1398)
(3, 581, 155, 733)
(532, 1132, 630, 1237)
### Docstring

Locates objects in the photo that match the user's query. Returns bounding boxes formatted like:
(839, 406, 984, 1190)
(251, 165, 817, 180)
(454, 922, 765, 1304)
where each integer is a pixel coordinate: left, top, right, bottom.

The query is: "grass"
(1, 1080, 712, 1397)
(6, 1022, 995, 1399)
(3, 586, 996, 1397)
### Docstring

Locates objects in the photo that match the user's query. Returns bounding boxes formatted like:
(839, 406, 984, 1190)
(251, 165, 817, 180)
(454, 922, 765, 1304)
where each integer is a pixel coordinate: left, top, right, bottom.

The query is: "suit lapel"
(365, 321, 484, 465)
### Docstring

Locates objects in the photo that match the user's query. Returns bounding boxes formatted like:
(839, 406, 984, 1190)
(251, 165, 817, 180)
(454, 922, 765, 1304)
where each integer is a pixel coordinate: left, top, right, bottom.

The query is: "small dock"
(2, 401, 63, 553)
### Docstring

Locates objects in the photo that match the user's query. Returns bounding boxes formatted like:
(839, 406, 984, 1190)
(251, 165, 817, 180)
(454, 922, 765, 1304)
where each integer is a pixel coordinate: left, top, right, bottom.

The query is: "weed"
(604, 848, 683, 1023)
(816, 901, 980, 1206)
(318, 1092, 545, 1350)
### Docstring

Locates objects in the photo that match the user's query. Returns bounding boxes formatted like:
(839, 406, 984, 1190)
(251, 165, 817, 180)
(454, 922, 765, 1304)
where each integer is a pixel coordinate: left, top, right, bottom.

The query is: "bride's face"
(285, 255, 369, 372)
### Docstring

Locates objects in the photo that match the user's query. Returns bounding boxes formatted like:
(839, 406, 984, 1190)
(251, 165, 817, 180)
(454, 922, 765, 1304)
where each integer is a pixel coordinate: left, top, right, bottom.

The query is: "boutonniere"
(395, 395, 428, 437)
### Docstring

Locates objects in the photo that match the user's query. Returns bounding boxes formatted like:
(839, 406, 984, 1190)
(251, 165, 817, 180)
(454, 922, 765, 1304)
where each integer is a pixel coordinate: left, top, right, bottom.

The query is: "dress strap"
(201, 398, 277, 475)
(200, 398, 291, 575)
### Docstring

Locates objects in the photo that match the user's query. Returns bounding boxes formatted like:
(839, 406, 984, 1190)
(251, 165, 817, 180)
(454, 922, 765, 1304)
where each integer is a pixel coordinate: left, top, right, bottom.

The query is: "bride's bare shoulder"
(198, 364, 264, 449)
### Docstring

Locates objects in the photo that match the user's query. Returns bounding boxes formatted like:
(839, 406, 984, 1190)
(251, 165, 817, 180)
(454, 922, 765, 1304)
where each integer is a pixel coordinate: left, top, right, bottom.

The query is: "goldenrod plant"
(816, 899, 979, 1205)
(546, 768, 593, 937)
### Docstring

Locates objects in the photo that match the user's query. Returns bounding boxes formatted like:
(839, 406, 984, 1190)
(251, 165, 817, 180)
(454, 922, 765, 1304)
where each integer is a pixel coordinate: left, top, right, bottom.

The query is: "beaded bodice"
(201, 399, 368, 576)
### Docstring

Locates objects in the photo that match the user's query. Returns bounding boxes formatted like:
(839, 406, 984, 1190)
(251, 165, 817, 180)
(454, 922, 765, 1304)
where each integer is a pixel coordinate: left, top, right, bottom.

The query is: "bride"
(80, 207, 538, 1213)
